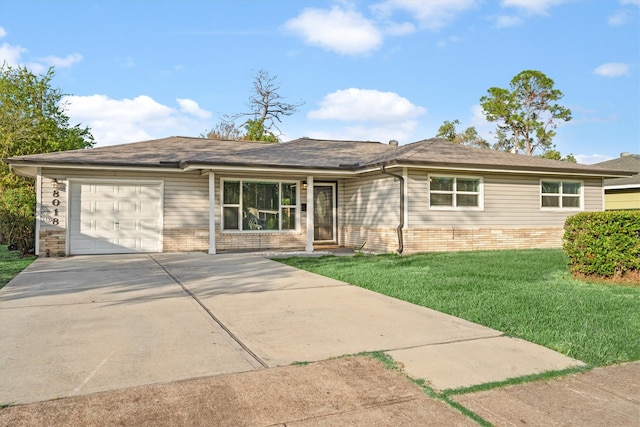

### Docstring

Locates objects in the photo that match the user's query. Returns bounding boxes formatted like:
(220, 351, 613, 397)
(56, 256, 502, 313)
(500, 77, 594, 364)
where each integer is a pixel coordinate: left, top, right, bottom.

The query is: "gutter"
(380, 165, 404, 255)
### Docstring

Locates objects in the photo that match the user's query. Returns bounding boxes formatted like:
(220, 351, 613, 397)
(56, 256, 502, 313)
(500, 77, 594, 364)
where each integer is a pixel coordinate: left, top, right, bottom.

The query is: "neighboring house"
(4, 137, 633, 257)
(593, 153, 640, 210)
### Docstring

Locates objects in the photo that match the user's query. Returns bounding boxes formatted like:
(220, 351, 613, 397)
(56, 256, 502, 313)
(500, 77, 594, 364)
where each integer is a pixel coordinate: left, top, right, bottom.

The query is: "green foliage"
(563, 211, 640, 277)
(480, 70, 572, 156)
(244, 118, 278, 143)
(0, 188, 36, 253)
(0, 64, 94, 253)
(537, 149, 577, 163)
(436, 119, 490, 148)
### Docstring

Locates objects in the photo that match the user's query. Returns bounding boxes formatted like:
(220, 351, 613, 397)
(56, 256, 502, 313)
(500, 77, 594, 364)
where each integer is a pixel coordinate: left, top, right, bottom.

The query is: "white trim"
(539, 179, 584, 211)
(35, 168, 42, 255)
(312, 182, 337, 244)
(12, 161, 626, 180)
(11, 164, 185, 176)
(208, 172, 216, 254)
(428, 174, 484, 211)
(306, 176, 314, 252)
(402, 167, 409, 229)
(187, 164, 364, 176)
(219, 177, 300, 233)
(381, 163, 628, 178)
(66, 178, 164, 255)
(604, 183, 640, 190)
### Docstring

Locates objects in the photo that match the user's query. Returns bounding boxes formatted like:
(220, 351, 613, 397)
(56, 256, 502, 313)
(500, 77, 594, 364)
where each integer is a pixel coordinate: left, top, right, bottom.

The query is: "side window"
(429, 175, 482, 209)
(541, 180, 582, 209)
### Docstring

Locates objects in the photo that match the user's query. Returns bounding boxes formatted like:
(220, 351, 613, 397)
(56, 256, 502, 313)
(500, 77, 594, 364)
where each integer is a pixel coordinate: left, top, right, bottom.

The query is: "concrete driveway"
(0, 252, 583, 405)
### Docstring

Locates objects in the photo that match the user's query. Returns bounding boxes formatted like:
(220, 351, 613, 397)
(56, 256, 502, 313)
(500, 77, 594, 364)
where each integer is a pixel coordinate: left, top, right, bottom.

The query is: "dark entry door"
(313, 184, 335, 242)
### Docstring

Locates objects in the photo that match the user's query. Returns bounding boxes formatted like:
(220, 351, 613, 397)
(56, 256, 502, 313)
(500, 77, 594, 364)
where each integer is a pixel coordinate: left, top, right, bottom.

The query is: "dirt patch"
(0, 356, 474, 426)
(572, 270, 640, 286)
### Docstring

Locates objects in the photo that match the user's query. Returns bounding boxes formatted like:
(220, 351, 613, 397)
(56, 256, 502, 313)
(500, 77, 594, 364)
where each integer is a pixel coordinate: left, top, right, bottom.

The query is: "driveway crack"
(148, 255, 268, 369)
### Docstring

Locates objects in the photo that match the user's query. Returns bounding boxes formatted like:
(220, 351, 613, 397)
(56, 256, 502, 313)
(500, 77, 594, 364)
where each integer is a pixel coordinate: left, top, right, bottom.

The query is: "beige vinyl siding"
(407, 171, 603, 228)
(343, 172, 399, 228)
(41, 169, 209, 230)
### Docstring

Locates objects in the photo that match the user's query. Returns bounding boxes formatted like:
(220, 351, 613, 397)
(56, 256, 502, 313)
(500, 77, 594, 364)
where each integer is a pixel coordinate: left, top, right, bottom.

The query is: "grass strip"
(0, 245, 36, 290)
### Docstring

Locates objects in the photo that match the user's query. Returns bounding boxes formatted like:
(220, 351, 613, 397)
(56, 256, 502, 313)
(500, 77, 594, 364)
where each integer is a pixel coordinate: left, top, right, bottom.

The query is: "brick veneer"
(38, 230, 66, 257)
(343, 225, 564, 254)
(163, 228, 209, 252)
(215, 231, 306, 252)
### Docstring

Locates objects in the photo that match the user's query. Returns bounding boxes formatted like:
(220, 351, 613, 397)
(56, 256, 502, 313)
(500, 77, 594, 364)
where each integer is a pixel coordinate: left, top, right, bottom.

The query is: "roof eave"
(375, 159, 635, 177)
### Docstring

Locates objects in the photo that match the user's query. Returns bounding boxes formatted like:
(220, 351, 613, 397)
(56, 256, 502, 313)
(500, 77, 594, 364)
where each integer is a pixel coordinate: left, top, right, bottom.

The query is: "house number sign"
(49, 188, 60, 225)
(42, 179, 60, 225)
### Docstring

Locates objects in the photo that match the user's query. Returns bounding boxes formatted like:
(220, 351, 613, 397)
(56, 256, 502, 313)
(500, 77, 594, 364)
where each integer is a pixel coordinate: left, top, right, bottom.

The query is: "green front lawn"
(0, 245, 36, 290)
(279, 249, 640, 367)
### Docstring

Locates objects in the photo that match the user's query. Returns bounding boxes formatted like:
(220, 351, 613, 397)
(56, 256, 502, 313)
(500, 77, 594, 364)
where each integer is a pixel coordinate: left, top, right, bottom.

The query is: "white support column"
(208, 172, 216, 254)
(403, 167, 409, 229)
(35, 168, 42, 256)
(306, 175, 314, 252)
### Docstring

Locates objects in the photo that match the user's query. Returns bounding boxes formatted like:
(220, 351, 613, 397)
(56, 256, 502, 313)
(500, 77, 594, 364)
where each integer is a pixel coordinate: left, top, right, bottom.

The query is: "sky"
(1, 0, 638, 164)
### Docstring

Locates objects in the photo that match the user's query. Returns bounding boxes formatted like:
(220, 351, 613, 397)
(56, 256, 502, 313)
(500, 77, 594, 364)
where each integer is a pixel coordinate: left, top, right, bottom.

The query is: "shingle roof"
(4, 136, 633, 178)
(593, 154, 640, 187)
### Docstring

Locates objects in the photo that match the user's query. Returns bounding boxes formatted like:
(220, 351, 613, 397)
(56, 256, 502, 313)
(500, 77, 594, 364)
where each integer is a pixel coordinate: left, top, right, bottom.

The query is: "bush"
(0, 187, 36, 255)
(563, 211, 640, 278)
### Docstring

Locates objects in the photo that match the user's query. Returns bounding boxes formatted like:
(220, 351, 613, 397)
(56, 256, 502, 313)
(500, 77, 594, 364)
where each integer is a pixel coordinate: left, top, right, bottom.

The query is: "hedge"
(563, 211, 640, 278)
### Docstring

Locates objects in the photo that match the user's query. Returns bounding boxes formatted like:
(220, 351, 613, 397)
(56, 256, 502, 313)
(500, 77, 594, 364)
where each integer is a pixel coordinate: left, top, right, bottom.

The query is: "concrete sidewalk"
(1, 357, 637, 426)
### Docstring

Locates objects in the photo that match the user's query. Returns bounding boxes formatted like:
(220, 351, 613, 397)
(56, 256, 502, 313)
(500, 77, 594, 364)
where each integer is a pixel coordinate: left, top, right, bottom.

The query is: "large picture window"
(222, 180, 298, 231)
(541, 180, 582, 209)
(429, 175, 482, 209)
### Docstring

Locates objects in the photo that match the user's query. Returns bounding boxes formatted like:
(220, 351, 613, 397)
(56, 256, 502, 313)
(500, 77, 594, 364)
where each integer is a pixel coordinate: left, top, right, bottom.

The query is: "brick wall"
(215, 231, 306, 252)
(343, 225, 565, 254)
(39, 230, 66, 257)
(404, 227, 564, 253)
(163, 228, 209, 252)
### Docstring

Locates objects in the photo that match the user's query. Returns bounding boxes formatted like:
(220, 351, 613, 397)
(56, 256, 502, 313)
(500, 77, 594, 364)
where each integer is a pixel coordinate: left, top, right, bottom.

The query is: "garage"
(69, 181, 163, 255)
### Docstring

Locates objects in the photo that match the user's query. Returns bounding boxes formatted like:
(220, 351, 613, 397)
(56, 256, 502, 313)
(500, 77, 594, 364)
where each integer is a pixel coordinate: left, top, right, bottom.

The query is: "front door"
(313, 184, 336, 242)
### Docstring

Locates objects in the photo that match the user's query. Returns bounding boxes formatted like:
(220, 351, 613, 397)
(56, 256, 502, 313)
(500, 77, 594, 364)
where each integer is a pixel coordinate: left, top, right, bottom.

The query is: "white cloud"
(308, 88, 426, 122)
(0, 42, 26, 67)
(38, 53, 83, 68)
(495, 15, 523, 27)
(63, 94, 212, 146)
(621, 0, 640, 5)
(608, 10, 631, 25)
(177, 98, 213, 119)
(594, 62, 630, 77)
(283, 6, 382, 55)
(383, 21, 416, 36)
(0, 39, 82, 74)
(373, 0, 478, 30)
(306, 88, 426, 143)
(501, 0, 573, 15)
(575, 154, 613, 165)
(307, 121, 419, 144)
(0, 26, 7, 38)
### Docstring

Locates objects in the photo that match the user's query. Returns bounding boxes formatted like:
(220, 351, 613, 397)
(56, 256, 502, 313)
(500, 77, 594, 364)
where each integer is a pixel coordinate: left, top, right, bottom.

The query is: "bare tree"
(232, 69, 305, 140)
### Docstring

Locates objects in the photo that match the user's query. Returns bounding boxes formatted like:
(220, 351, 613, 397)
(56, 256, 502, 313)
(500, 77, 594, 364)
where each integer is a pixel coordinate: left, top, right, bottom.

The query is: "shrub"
(563, 211, 640, 278)
(0, 187, 36, 255)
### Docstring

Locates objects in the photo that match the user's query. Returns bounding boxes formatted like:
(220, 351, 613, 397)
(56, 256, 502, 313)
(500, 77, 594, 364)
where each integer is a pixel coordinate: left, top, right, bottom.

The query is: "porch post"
(35, 168, 42, 256)
(208, 172, 216, 254)
(306, 175, 314, 252)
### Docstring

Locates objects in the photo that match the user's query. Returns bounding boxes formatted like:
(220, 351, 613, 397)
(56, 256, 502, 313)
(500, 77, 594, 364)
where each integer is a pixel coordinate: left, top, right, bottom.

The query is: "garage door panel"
(70, 182, 162, 255)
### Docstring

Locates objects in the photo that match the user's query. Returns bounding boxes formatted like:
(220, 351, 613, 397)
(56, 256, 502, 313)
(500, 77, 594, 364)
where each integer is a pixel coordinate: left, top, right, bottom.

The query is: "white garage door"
(69, 181, 162, 255)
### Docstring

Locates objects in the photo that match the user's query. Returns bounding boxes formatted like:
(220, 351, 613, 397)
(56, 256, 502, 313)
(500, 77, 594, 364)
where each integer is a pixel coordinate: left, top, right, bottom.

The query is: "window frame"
(540, 179, 584, 210)
(220, 178, 300, 232)
(428, 174, 484, 211)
